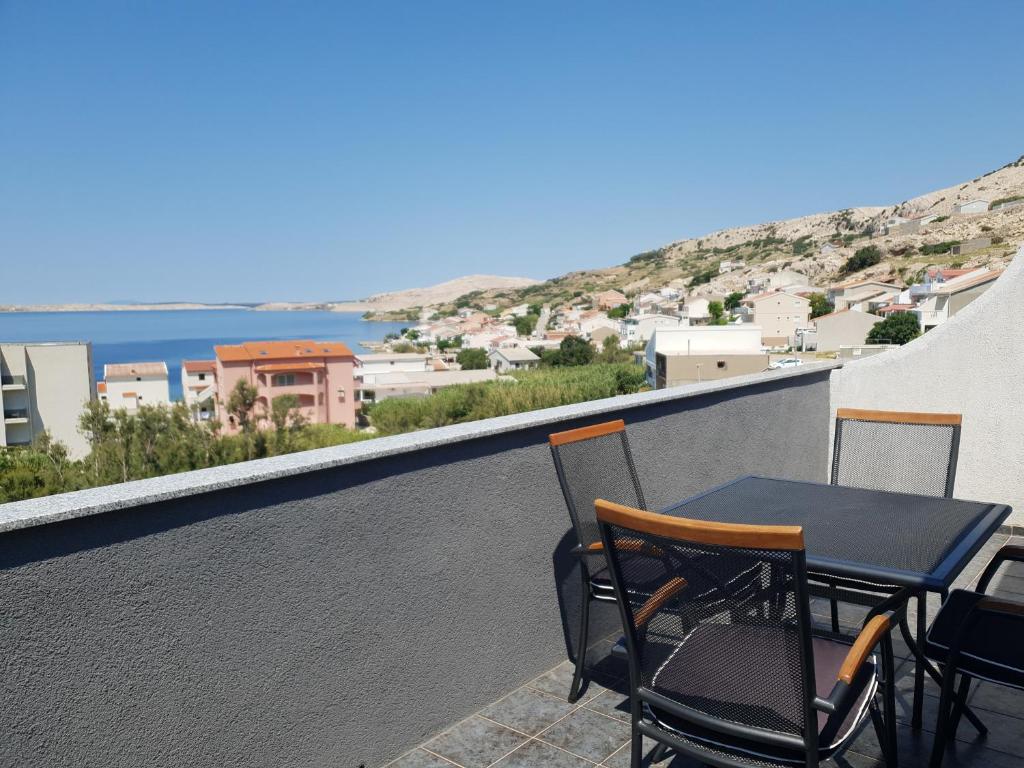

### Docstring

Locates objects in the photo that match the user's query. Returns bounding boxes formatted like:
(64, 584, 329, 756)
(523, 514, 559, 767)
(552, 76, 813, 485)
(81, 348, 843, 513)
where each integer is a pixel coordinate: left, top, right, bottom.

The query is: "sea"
(0, 310, 408, 400)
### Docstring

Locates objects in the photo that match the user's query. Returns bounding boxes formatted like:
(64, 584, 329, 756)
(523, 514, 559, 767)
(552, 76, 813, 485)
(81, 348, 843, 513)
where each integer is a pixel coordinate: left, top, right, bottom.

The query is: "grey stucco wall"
(0, 367, 833, 768)
(831, 247, 1024, 525)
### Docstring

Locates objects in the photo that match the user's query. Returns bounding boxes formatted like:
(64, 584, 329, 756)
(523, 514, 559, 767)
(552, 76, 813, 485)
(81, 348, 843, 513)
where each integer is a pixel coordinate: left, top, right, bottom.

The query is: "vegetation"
(513, 314, 539, 336)
(0, 401, 370, 504)
(866, 313, 920, 346)
(840, 245, 882, 275)
(919, 241, 961, 256)
(808, 292, 834, 319)
(595, 335, 633, 364)
(607, 302, 631, 319)
(456, 347, 489, 370)
(365, 363, 646, 437)
(721, 292, 743, 311)
(689, 267, 718, 287)
(707, 301, 728, 325)
(990, 195, 1024, 210)
(791, 235, 814, 255)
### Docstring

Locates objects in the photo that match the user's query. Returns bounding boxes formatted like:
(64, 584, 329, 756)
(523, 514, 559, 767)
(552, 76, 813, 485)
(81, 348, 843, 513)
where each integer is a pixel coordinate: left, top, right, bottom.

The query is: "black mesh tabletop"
(663, 476, 1010, 590)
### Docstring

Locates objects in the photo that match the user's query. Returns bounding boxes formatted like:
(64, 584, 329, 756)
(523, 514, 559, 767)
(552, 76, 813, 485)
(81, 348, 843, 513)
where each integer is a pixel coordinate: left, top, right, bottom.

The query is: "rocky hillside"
(422, 154, 1024, 314)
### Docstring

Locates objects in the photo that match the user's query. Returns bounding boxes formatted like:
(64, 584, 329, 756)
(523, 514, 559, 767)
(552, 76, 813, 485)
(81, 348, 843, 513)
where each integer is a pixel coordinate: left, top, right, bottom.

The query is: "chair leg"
(949, 674, 975, 740)
(569, 568, 591, 703)
(630, 709, 643, 768)
(912, 591, 927, 729)
(649, 742, 670, 763)
(930, 668, 961, 768)
(882, 635, 899, 768)
(829, 582, 841, 633)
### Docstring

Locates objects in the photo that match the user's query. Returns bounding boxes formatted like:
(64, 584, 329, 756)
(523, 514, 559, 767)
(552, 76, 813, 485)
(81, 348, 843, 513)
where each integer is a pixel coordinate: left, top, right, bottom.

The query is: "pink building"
(213, 340, 357, 433)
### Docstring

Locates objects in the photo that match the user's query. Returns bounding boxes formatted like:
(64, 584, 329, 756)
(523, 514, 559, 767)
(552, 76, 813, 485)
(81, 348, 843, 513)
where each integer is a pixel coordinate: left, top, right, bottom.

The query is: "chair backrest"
(831, 408, 962, 498)
(549, 420, 646, 551)
(595, 499, 819, 754)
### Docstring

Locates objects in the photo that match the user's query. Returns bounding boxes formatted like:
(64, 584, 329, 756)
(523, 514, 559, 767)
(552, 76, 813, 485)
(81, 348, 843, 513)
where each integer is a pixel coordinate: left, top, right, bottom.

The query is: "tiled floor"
(387, 535, 1024, 768)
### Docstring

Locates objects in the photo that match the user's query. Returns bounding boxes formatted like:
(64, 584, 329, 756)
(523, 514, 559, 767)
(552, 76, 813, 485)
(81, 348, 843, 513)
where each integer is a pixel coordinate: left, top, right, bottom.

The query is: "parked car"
(769, 357, 804, 369)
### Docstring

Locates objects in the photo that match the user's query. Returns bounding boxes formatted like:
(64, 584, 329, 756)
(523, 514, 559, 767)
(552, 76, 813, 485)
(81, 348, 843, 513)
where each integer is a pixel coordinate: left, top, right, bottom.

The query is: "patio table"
(662, 475, 1012, 729)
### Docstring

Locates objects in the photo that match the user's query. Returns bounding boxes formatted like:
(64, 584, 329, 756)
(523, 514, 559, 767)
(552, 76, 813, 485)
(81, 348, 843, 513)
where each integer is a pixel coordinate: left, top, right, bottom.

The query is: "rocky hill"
(416, 154, 1024, 315)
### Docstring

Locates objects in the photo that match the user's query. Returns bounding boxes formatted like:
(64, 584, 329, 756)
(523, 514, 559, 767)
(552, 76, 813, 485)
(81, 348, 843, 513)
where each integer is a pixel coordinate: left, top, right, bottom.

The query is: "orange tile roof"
(876, 303, 915, 314)
(215, 340, 354, 362)
(183, 359, 216, 373)
(254, 361, 326, 373)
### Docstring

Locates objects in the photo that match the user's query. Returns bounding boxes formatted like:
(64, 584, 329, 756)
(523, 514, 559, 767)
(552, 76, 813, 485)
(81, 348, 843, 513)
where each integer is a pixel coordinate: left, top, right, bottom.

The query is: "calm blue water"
(0, 310, 408, 400)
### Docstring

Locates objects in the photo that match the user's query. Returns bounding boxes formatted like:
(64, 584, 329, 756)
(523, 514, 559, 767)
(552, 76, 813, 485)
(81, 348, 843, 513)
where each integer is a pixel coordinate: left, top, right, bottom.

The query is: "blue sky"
(1, 2, 1021, 304)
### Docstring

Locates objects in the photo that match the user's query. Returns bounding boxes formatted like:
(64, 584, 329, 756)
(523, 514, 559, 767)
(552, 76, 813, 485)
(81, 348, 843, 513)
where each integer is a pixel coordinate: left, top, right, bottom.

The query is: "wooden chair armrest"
(838, 614, 891, 684)
(634, 577, 687, 627)
(588, 539, 664, 556)
(976, 595, 1024, 617)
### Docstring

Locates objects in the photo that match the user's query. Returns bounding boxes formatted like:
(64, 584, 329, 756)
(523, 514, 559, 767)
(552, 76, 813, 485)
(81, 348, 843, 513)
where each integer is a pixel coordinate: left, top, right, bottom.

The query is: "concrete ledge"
(0, 362, 841, 534)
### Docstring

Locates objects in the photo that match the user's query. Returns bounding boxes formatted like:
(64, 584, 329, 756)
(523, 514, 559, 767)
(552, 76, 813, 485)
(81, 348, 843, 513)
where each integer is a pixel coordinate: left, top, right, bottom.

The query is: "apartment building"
(745, 292, 811, 347)
(182, 360, 217, 421)
(214, 340, 357, 433)
(914, 269, 1004, 331)
(102, 362, 171, 413)
(0, 341, 95, 458)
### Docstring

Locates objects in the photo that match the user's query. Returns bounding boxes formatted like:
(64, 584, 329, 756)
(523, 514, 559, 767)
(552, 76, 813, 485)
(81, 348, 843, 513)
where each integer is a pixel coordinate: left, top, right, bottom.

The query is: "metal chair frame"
(548, 419, 646, 702)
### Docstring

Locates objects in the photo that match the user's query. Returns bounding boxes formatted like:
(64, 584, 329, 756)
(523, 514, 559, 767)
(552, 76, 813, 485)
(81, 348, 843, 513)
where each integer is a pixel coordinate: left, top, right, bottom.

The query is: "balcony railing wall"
(0, 365, 834, 768)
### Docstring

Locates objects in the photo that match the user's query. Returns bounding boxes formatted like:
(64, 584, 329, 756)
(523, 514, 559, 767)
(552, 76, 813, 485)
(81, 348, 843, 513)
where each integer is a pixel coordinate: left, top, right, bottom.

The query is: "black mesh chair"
(549, 419, 646, 702)
(925, 544, 1024, 768)
(823, 408, 962, 728)
(596, 498, 899, 768)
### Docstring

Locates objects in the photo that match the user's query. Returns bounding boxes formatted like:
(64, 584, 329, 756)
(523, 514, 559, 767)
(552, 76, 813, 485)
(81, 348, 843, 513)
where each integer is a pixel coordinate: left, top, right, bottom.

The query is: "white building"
(488, 347, 540, 373)
(719, 260, 746, 274)
(181, 360, 217, 421)
(914, 269, 1003, 331)
(578, 311, 620, 339)
(355, 369, 503, 405)
(954, 199, 989, 215)
(622, 313, 685, 345)
(0, 341, 95, 458)
(102, 362, 171, 412)
(644, 326, 767, 388)
(745, 292, 811, 347)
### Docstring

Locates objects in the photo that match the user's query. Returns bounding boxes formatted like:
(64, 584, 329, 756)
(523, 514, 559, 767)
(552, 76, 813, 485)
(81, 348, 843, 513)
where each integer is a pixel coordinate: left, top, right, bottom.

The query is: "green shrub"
(919, 241, 961, 256)
(840, 245, 883, 275)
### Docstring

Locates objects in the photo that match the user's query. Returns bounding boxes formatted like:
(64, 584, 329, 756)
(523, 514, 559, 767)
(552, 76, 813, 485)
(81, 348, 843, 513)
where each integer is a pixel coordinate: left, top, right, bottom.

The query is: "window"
(272, 374, 296, 386)
(198, 373, 206, 381)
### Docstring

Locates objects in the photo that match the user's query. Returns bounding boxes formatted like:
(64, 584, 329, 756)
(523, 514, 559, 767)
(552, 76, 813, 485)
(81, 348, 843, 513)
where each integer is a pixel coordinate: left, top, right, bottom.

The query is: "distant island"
(0, 275, 540, 315)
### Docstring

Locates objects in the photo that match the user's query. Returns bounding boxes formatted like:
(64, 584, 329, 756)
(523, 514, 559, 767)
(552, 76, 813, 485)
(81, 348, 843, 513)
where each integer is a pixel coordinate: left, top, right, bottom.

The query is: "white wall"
(830, 247, 1024, 524)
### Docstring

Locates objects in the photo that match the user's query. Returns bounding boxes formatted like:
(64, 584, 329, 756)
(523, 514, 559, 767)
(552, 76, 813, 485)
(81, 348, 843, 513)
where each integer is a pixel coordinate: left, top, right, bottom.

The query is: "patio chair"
(549, 419, 646, 702)
(595, 498, 900, 768)
(823, 408, 962, 629)
(925, 544, 1024, 768)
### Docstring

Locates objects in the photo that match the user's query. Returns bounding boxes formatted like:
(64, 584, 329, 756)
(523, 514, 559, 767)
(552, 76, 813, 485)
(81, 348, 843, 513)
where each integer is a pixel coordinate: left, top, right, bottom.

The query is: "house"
(355, 368, 502, 405)
(181, 360, 217, 421)
(819, 243, 839, 256)
(589, 326, 620, 346)
(644, 326, 767, 388)
(719, 260, 745, 274)
(214, 340, 357, 432)
(355, 353, 432, 407)
(682, 296, 716, 323)
(954, 199, 989, 215)
(914, 269, 1004, 331)
(812, 310, 882, 352)
(592, 289, 628, 311)
(488, 347, 540, 373)
(744, 292, 811, 347)
(622, 313, 685, 345)
(507, 303, 531, 317)
(0, 341, 95, 458)
(103, 362, 171, 413)
(875, 303, 916, 316)
(578, 311, 620, 339)
(829, 280, 902, 311)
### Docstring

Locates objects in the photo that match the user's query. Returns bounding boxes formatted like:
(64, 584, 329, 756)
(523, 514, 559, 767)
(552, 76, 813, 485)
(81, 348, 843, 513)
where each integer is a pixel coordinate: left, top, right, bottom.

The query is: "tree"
(866, 312, 920, 345)
(457, 347, 489, 370)
(808, 292, 834, 319)
(555, 335, 594, 367)
(227, 379, 259, 433)
(513, 314, 539, 336)
(723, 292, 744, 311)
(840, 245, 883, 275)
(596, 334, 631, 364)
(707, 301, 728, 325)
(607, 303, 631, 319)
(270, 395, 307, 453)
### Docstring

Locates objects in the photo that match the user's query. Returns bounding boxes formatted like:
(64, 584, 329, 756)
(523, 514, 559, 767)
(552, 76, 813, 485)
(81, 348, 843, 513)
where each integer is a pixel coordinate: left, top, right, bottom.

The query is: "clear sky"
(1, 2, 1021, 304)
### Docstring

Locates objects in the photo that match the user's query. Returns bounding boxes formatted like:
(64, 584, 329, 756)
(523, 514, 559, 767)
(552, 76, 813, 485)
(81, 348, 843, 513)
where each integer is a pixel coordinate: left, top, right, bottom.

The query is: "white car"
(769, 357, 804, 370)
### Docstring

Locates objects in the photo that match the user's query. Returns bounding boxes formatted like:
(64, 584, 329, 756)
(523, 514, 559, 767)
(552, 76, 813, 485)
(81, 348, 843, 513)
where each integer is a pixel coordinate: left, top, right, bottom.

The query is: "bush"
(840, 245, 883, 275)
(919, 241, 961, 256)
(866, 313, 920, 345)
(456, 347, 489, 370)
(513, 314, 539, 336)
(607, 303, 631, 319)
(689, 268, 717, 287)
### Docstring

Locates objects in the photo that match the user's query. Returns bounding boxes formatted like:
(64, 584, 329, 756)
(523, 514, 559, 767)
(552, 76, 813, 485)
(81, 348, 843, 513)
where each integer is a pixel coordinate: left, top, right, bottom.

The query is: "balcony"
(0, 251, 1021, 767)
(0, 374, 27, 390)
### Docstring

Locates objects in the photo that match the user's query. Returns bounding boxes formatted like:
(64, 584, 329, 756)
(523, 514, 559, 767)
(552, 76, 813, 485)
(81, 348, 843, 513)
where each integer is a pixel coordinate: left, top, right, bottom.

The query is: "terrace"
(1, 251, 1022, 768)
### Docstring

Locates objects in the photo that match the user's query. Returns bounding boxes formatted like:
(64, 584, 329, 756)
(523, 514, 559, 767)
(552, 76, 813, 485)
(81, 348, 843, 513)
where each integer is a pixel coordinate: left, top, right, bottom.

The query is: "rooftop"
(103, 361, 168, 378)
(214, 339, 354, 362)
(182, 359, 216, 373)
